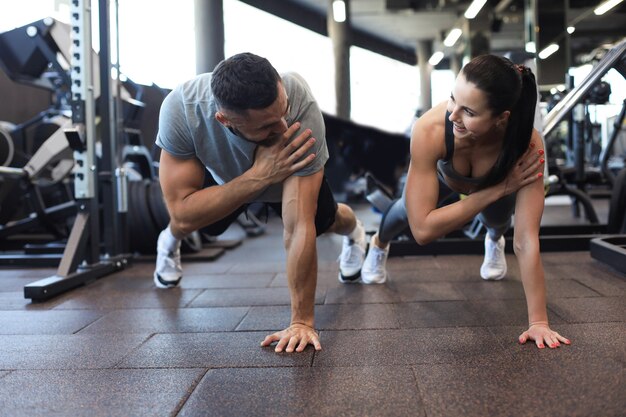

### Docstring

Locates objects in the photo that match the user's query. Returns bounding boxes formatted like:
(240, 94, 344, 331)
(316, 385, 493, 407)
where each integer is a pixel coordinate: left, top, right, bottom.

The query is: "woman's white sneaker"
(480, 235, 507, 280)
(361, 236, 389, 284)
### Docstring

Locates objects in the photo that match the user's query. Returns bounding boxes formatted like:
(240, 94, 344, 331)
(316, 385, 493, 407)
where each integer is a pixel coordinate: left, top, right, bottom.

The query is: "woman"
(361, 54, 570, 349)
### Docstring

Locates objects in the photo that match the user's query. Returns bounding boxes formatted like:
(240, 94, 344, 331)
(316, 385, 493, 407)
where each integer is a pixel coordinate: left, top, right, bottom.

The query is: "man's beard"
(229, 126, 279, 147)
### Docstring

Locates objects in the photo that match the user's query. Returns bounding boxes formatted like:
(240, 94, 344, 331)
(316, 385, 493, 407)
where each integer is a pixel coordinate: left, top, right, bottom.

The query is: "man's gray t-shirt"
(155, 72, 329, 203)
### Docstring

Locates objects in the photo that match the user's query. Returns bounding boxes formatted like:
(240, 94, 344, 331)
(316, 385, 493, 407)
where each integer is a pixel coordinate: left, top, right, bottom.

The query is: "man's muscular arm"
(159, 122, 316, 236)
(261, 170, 323, 353)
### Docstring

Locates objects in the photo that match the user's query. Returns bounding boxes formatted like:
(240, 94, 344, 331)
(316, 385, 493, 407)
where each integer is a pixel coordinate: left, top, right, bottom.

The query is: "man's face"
(216, 81, 291, 145)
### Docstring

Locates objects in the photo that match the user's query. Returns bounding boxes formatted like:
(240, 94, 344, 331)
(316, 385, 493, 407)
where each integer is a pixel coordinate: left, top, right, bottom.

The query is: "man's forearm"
(285, 222, 318, 327)
(170, 169, 271, 236)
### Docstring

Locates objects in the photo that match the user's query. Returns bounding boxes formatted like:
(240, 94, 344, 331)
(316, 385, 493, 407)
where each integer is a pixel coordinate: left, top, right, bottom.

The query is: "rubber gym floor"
(0, 202, 624, 417)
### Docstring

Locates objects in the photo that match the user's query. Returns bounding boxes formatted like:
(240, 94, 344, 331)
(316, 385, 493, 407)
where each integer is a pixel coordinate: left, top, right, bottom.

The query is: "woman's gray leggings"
(378, 185, 516, 243)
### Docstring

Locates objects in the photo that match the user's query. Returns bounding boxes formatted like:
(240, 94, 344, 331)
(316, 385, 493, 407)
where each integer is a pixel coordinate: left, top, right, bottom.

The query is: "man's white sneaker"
(361, 236, 389, 284)
(154, 230, 183, 288)
(338, 220, 367, 283)
(480, 235, 507, 280)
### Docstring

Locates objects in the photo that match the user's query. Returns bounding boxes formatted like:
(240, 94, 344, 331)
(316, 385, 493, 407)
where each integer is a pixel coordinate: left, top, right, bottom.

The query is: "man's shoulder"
(281, 72, 310, 93)
(173, 73, 213, 103)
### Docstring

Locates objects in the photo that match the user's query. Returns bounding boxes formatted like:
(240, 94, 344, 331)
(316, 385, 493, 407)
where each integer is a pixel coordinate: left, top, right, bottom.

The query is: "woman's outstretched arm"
(513, 130, 570, 349)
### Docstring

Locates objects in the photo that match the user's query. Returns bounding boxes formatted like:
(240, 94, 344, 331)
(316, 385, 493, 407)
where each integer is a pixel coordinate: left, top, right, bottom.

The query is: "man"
(154, 52, 367, 353)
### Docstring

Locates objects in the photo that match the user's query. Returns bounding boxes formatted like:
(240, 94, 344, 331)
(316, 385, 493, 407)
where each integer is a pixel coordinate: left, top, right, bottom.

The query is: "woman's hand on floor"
(518, 323, 571, 349)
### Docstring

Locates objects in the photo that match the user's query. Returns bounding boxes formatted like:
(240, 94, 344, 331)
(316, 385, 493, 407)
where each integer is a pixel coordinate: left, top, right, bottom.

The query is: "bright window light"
(464, 0, 487, 19)
(429, 51, 444, 66)
(525, 41, 536, 53)
(566, 26, 575, 34)
(538, 43, 559, 59)
(443, 28, 462, 47)
(594, 0, 623, 15)
(333, 0, 346, 23)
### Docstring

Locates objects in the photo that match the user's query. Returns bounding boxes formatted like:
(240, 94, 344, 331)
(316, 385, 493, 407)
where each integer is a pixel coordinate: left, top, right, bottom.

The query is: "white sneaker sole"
(361, 276, 386, 285)
(338, 271, 362, 284)
(153, 272, 182, 288)
(480, 266, 507, 280)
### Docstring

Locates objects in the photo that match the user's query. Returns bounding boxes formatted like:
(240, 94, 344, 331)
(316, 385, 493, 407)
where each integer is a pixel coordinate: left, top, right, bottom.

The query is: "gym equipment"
(0, 115, 76, 248)
(607, 168, 626, 234)
(23, 1, 131, 301)
(0, 121, 15, 167)
(590, 235, 626, 274)
(323, 113, 409, 199)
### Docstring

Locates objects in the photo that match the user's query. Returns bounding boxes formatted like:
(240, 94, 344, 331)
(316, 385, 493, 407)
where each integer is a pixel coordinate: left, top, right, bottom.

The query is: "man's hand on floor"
(261, 323, 321, 353)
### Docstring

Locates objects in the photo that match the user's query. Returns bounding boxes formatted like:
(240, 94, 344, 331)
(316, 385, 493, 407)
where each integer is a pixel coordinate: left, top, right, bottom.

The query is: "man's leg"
(154, 170, 245, 288)
(313, 179, 366, 283)
(154, 208, 245, 288)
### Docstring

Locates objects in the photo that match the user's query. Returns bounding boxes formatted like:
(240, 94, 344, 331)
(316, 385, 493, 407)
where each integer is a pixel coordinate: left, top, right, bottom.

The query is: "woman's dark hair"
(461, 54, 537, 189)
(211, 52, 281, 113)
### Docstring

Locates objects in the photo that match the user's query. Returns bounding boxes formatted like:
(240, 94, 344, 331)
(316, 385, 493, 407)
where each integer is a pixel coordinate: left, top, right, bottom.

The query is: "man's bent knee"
(327, 203, 356, 235)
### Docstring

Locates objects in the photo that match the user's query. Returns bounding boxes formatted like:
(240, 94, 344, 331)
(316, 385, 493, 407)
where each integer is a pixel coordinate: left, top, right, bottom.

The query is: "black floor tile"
(236, 304, 399, 331)
(178, 366, 425, 417)
(0, 291, 68, 310)
(179, 273, 276, 289)
(188, 287, 325, 307)
(227, 261, 287, 274)
(0, 334, 148, 369)
(52, 288, 203, 310)
(470, 299, 567, 326)
(324, 283, 401, 304)
(0, 310, 103, 334)
(454, 280, 527, 299)
(413, 357, 625, 417)
(0, 268, 56, 280)
(0, 276, 50, 293)
(548, 296, 626, 323)
(0, 368, 204, 417)
(396, 301, 485, 328)
(488, 323, 626, 365)
(78, 307, 249, 334)
(178, 261, 234, 275)
(394, 282, 466, 302)
(314, 328, 509, 367)
(118, 332, 314, 368)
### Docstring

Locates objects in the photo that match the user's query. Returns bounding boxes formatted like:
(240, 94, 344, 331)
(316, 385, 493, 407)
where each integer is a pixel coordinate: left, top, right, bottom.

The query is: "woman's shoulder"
(411, 102, 447, 148)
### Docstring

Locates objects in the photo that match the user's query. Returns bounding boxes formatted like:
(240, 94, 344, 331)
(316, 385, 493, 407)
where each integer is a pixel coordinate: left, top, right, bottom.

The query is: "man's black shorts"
(199, 172, 338, 237)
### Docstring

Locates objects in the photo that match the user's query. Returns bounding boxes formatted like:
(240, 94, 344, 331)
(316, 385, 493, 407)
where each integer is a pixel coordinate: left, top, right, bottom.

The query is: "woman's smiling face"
(446, 73, 503, 141)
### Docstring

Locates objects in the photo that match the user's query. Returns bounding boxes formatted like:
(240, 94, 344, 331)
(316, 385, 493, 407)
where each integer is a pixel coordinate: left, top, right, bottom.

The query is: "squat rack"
(24, 0, 132, 301)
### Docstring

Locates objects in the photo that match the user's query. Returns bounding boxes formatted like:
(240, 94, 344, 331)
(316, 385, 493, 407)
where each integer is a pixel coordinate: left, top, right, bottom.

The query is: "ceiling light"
(429, 51, 444, 66)
(538, 43, 559, 59)
(443, 28, 463, 47)
(525, 42, 536, 53)
(332, 0, 346, 23)
(594, 0, 623, 15)
(567, 26, 575, 34)
(464, 0, 488, 19)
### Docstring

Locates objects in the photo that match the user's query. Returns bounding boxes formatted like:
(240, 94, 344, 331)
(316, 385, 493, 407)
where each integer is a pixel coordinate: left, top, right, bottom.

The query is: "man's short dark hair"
(211, 52, 281, 113)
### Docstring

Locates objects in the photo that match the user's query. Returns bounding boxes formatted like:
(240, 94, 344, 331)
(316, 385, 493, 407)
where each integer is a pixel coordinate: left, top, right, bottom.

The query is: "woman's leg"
(477, 193, 516, 280)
